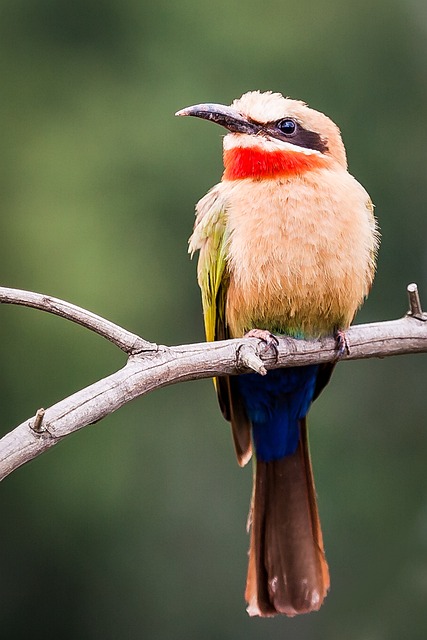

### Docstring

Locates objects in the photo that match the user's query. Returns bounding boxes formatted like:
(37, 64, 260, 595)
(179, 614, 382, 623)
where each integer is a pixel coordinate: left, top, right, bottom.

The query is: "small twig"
(30, 408, 46, 433)
(407, 283, 427, 321)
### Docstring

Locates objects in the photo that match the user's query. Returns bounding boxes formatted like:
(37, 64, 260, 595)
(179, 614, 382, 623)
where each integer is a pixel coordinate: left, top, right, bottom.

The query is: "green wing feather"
(189, 185, 229, 344)
(189, 184, 252, 466)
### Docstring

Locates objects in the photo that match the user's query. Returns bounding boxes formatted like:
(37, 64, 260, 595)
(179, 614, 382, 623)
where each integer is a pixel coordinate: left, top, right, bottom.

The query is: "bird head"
(176, 91, 347, 180)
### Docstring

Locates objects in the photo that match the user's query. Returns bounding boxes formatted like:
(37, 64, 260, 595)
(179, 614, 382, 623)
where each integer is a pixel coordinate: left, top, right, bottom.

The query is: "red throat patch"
(223, 145, 328, 180)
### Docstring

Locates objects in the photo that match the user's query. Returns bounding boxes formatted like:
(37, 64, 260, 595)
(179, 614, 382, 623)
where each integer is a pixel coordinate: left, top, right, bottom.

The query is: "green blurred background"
(0, 0, 426, 638)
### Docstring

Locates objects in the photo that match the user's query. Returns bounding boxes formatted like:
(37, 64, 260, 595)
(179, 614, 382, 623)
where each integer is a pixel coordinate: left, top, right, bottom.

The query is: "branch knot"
(236, 341, 267, 375)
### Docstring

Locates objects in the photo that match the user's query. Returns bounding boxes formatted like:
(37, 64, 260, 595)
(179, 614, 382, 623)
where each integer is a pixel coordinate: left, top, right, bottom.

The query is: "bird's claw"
(334, 329, 350, 359)
(244, 329, 279, 362)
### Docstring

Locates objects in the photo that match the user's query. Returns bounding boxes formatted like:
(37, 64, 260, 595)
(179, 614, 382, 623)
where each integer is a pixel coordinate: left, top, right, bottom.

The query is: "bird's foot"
(244, 329, 279, 361)
(334, 329, 350, 359)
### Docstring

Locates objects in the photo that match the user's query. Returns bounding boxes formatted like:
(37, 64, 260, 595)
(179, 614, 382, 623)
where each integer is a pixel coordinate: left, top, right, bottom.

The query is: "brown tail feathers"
(245, 418, 329, 616)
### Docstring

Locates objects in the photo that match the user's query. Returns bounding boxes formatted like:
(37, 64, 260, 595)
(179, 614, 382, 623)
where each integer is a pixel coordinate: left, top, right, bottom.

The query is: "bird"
(176, 91, 379, 617)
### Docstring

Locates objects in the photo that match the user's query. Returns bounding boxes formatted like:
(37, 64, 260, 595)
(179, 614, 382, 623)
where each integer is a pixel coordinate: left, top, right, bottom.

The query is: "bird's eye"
(277, 119, 297, 135)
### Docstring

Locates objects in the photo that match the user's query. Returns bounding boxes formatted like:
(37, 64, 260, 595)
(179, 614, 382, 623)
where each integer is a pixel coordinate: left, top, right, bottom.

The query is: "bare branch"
(1, 284, 427, 482)
(0, 286, 154, 353)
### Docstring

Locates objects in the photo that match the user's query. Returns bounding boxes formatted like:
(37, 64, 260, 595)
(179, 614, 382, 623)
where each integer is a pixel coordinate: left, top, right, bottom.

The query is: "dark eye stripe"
(261, 120, 329, 154)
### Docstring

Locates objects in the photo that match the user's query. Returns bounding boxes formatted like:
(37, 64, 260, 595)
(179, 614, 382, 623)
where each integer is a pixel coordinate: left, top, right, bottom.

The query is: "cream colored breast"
(223, 170, 378, 338)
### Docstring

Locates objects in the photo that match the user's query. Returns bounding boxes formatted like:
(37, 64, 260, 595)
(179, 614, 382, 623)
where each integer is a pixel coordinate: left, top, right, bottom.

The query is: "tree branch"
(0, 286, 154, 353)
(1, 284, 426, 482)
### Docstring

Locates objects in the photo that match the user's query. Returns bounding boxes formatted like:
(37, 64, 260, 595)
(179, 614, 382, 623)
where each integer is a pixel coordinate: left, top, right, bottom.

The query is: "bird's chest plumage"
(224, 171, 375, 338)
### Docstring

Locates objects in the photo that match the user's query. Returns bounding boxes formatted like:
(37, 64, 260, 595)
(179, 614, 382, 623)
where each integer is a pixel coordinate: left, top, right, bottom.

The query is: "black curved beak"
(175, 103, 260, 135)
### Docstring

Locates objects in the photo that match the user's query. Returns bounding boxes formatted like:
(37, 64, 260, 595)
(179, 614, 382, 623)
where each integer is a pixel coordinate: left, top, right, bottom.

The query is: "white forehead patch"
(231, 91, 307, 124)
